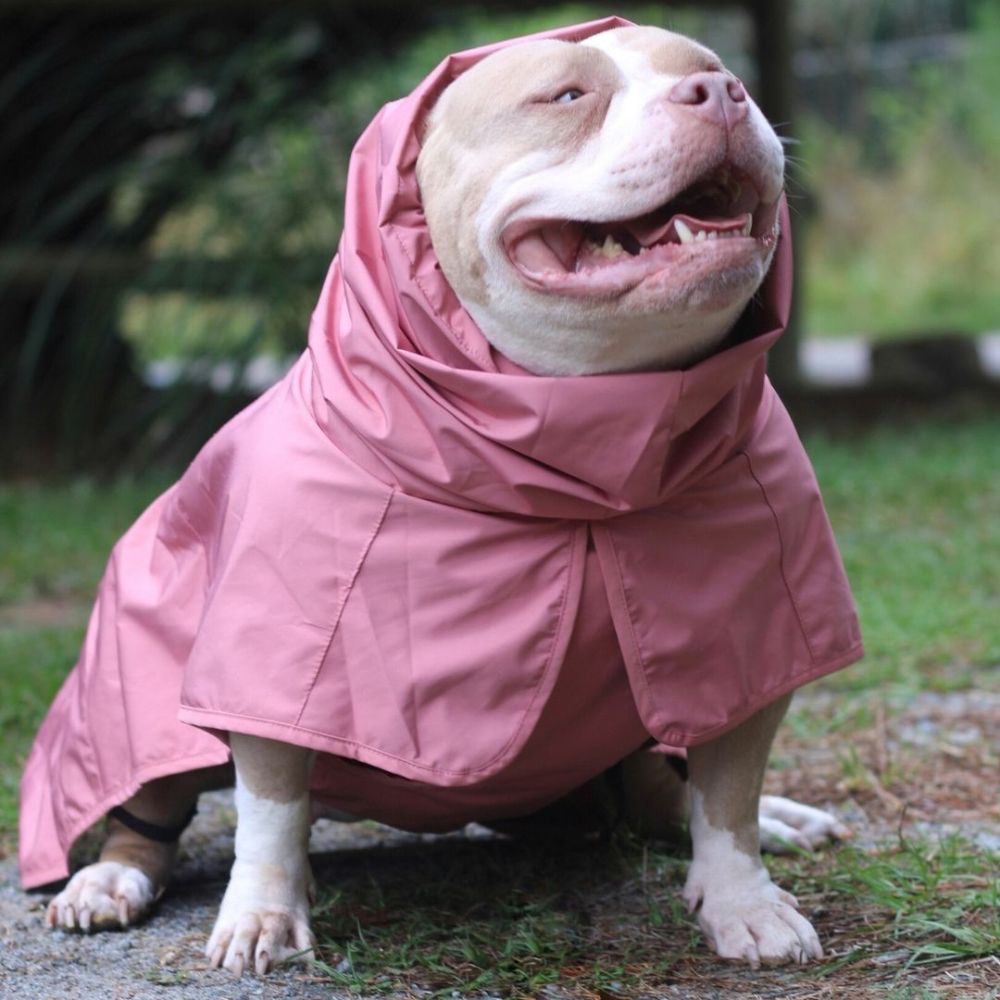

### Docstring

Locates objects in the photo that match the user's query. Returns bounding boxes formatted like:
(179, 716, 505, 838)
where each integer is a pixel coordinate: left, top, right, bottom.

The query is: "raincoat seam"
(202, 516, 582, 777)
(740, 449, 818, 664)
(462, 519, 586, 773)
(591, 525, 656, 725)
(293, 488, 396, 726)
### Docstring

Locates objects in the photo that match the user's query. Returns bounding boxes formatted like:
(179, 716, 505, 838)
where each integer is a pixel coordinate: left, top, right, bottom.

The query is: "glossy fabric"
(20, 17, 862, 889)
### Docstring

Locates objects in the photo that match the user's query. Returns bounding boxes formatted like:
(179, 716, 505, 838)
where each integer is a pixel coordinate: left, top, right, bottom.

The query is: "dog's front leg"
(206, 733, 316, 976)
(683, 694, 823, 967)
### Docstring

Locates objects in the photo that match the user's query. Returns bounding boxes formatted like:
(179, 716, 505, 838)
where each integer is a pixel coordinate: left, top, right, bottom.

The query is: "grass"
(298, 832, 998, 998)
(803, 405, 1000, 692)
(0, 403, 997, 996)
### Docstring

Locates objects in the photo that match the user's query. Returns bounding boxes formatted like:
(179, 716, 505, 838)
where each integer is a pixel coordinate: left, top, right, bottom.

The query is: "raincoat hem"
(652, 641, 864, 747)
(174, 704, 568, 784)
(19, 748, 231, 891)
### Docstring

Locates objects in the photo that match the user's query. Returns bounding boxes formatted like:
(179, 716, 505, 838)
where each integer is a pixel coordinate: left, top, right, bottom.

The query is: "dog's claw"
(46, 861, 156, 933)
(206, 854, 314, 976)
(684, 864, 823, 967)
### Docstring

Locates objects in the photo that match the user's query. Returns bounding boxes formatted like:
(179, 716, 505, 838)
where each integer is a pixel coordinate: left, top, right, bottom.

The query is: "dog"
(28, 20, 861, 976)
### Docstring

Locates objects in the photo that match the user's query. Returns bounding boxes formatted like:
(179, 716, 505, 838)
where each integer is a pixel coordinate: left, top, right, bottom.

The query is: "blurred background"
(1, 0, 997, 472)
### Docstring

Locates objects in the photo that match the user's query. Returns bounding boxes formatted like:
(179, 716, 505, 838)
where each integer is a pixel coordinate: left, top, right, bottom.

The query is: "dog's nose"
(667, 72, 748, 127)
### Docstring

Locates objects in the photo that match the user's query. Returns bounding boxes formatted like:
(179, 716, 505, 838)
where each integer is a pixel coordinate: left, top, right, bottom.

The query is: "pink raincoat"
(20, 18, 862, 889)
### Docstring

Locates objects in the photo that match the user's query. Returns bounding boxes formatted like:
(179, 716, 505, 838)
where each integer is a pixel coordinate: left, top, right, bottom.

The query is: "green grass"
(804, 408, 1000, 693)
(0, 477, 170, 606)
(301, 832, 998, 998)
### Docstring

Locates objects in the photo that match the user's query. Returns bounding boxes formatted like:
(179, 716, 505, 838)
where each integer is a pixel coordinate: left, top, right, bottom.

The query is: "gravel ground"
(0, 793, 409, 1000)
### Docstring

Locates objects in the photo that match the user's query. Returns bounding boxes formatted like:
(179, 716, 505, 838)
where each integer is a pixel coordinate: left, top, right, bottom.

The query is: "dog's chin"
(466, 261, 762, 376)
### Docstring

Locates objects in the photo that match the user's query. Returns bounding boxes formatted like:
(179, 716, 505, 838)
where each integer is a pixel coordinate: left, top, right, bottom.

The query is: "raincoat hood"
(312, 14, 791, 518)
(20, 18, 861, 891)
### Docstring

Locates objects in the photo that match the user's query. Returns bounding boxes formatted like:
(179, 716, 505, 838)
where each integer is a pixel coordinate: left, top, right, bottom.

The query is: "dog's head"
(416, 26, 785, 375)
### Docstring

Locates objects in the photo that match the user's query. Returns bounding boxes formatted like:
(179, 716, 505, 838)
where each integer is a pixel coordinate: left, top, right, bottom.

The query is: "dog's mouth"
(503, 164, 780, 297)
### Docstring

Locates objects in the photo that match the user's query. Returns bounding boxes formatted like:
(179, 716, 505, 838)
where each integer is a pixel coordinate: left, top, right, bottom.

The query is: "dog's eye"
(552, 88, 585, 105)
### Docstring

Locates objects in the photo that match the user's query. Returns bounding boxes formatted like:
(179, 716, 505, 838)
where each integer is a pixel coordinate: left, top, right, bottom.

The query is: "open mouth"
(503, 164, 780, 295)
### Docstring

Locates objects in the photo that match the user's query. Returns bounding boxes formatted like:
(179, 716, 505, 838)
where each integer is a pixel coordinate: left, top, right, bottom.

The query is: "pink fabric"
(19, 17, 862, 889)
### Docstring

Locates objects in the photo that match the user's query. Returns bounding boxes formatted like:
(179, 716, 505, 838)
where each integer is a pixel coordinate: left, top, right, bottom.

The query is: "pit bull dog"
(27, 19, 861, 977)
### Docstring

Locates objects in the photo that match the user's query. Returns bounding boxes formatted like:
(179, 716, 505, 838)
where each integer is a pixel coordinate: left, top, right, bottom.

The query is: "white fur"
(684, 788, 823, 967)
(45, 860, 156, 931)
(759, 794, 853, 852)
(206, 775, 315, 976)
(463, 29, 785, 376)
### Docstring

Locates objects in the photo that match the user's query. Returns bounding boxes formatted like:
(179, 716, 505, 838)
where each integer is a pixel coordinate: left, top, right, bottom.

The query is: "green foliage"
(776, 833, 1000, 967)
(307, 839, 685, 998)
(0, 478, 170, 605)
(801, 3, 1000, 337)
(120, 3, 701, 365)
(0, 627, 84, 838)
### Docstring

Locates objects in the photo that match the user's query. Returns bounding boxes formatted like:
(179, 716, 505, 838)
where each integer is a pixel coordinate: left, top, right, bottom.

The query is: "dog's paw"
(759, 795, 852, 853)
(206, 858, 314, 976)
(684, 865, 822, 968)
(45, 861, 157, 931)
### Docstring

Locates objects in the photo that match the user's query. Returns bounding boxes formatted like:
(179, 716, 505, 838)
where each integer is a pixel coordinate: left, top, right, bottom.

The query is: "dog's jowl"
(22, 19, 861, 975)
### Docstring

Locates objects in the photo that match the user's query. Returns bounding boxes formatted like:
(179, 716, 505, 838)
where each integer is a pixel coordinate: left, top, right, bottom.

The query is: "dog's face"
(416, 26, 785, 375)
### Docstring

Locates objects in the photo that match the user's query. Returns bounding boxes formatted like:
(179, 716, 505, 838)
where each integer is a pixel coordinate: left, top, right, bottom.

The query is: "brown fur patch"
(230, 733, 313, 803)
(688, 694, 792, 855)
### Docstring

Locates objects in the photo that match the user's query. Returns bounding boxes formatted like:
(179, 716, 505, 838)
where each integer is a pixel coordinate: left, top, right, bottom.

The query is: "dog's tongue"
(509, 213, 752, 275)
(510, 223, 583, 273)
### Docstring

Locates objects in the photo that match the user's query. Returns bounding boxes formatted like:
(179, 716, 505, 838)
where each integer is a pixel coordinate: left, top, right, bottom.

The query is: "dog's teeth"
(695, 230, 707, 242)
(600, 234, 626, 258)
(742, 215, 753, 236)
(707, 231, 718, 240)
(674, 219, 694, 245)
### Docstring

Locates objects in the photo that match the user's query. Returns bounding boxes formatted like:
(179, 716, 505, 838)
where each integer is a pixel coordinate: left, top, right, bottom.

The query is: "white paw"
(684, 864, 823, 968)
(45, 861, 157, 931)
(206, 858, 314, 976)
(759, 795, 853, 853)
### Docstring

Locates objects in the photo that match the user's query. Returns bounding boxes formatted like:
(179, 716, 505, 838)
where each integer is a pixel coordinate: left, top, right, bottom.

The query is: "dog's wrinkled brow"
(589, 26, 725, 77)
